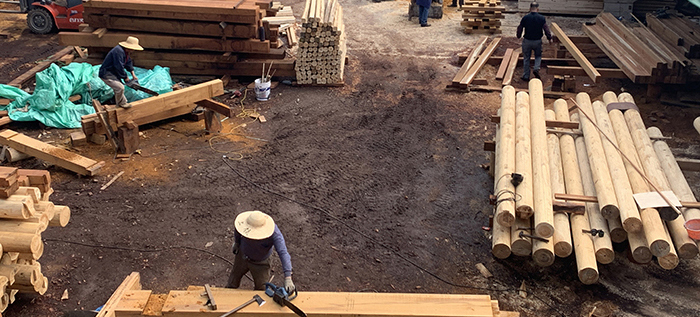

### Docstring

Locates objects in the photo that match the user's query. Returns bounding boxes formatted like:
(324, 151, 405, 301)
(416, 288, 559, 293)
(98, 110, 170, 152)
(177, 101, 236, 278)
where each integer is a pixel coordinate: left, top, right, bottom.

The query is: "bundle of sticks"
(296, 0, 347, 85)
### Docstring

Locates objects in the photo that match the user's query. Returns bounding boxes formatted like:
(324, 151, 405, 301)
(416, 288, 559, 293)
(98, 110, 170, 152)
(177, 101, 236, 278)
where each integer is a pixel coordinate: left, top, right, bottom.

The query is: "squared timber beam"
(550, 23, 600, 83)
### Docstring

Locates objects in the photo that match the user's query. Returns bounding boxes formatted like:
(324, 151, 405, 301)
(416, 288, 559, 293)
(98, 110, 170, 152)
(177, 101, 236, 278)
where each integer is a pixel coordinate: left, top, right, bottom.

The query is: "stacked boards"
(296, 0, 347, 85)
(462, 0, 503, 34)
(59, 0, 296, 78)
(518, 0, 603, 16)
(646, 12, 700, 59)
(0, 168, 70, 313)
(490, 82, 700, 284)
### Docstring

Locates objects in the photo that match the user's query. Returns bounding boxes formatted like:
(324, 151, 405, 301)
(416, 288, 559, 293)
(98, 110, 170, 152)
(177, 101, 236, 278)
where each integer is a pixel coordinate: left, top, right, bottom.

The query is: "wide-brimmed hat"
(235, 211, 275, 240)
(119, 36, 144, 51)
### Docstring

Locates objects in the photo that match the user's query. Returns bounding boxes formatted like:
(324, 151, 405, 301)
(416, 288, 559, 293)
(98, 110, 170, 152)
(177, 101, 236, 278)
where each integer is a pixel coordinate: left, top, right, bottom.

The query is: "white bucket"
(254, 78, 271, 101)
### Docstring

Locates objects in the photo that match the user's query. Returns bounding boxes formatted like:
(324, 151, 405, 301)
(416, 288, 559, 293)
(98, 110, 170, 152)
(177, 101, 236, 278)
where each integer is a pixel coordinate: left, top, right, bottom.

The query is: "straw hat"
(235, 211, 275, 240)
(119, 36, 144, 51)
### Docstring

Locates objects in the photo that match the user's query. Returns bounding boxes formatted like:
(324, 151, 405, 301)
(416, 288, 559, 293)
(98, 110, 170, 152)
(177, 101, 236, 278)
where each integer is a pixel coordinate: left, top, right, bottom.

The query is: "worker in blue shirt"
(226, 211, 296, 293)
(416, 0, 431, 27)
(516, 2, 552, 81)
(99, 36, 143, 108)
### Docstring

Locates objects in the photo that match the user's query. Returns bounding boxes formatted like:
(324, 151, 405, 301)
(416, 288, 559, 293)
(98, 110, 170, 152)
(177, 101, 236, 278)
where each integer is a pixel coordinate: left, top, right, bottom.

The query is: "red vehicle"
(5, 0, 84, 34)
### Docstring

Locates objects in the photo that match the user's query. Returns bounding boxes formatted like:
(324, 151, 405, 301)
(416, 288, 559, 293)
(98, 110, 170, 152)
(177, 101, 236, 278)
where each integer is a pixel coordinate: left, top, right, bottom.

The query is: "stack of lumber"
(646, 12, 700, 59)
(58, 0, 297, 78)
(448, 37, 503, 90)
(518, 0, 603, 16)
(0, 167, 70, 314)
(80, 79, 224, 142)
(95, 272, 520, 317)
(489, 81, 700, 284)
(583, 12, 689, 84)
(295, 0, 347, 85)
(461, 0, 503, 34)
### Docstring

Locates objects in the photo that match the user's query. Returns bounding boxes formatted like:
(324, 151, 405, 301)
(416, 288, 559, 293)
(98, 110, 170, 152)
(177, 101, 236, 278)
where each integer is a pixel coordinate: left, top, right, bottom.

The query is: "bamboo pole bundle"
(528, 79, 554, 238)
(575, 93, 620, 220)
(493, 86, 516, 227)
(545, 109, 572, 258)
(514, 91, 534, 219)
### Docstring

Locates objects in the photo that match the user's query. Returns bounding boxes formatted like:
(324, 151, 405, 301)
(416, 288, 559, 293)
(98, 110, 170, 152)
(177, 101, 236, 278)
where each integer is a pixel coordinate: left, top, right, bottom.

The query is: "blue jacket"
(234, 225, 293, 277)
(99, 45, 134, 81)
(416, 0, 431, 8)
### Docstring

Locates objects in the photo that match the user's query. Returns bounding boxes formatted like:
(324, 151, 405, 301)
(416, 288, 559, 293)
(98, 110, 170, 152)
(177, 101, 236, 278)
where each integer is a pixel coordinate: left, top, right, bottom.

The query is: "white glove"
(284, 276, 295, 293)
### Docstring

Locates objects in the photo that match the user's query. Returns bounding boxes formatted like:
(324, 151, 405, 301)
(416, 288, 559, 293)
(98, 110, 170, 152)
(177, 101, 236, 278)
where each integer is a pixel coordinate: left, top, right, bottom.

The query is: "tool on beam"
(202, 284, 217, 311)
(125, 79, 159, 96)
(219, 294, 266, 317)
(264, 282, 307, 317)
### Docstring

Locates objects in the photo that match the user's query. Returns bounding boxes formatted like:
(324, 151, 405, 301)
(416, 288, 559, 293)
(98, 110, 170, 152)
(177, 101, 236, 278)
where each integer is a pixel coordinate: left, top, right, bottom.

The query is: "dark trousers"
(225, 250, 271, 290)
(451, 0, 463, 6)
(419, 5, 429, 25)
(522, 38, 542, 79)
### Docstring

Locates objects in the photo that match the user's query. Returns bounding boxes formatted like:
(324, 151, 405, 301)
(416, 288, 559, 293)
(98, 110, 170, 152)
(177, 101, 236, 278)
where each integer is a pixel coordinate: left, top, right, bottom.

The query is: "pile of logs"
(296, 0, 347, 85)
(491, 79, 699, 284)
(58, 0, 297, 78)
(461, 0, 503, 34)
(0, 167, 70, 313)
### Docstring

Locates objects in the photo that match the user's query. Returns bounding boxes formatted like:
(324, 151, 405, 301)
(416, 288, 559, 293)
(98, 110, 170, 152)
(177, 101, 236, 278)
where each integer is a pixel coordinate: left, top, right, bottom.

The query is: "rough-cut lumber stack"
(96, 272, 520, 317)
(461, 0, 503, 34)
(448, 37, 501, 90)
(0, 167, 70, 314)
(295, 0, 346, 85)
(488, 88, 700, 283)
(59, 0, 297, 78)
(646, 12, 700, 59)
(518, 0, 603, 15)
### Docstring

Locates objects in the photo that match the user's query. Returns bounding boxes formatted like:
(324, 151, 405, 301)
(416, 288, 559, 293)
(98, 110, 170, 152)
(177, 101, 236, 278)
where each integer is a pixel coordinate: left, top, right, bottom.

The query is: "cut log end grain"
(492, 244, 511, 259)
(678, 244, 699, 259)
(621, 217, 643, 234)
(649, 239, 671, 258)
(595, 248, 615, 265)
(497, 212, 515, 228)
(631, 245, 653, 264)
(532, 246, 555, 267)
(658, 253, 679, 270)
(578, 267, 599, 285)
(511, 239, 532, 257)
(600, 204, 620, 221)
(49, 206, 71, 227)
(554, 241, 572, 258)
(535, 223, 554, 239)
(515, 206, 533, 219)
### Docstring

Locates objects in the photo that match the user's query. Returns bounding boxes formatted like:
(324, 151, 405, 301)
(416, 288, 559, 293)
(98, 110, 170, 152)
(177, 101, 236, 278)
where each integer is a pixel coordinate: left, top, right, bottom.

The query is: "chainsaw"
(264, 282, 307, 317)
(125, 79, 159, 96)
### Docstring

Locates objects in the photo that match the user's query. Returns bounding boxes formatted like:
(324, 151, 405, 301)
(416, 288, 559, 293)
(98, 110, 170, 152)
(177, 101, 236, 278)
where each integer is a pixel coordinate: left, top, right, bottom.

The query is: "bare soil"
(2, 1, 700, 317)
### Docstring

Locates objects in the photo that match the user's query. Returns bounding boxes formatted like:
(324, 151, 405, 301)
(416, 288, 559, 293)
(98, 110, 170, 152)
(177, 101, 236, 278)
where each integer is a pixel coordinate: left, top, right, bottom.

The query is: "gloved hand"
(232, 242, 239, 255)
(284, 276, 295, 293)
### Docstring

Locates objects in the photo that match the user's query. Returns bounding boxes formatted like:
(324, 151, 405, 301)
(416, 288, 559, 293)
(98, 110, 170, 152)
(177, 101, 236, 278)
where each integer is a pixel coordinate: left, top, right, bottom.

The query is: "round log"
(5, 147, 29, 163)
(571, 113, 615, 264)
(594, 97, 642, 232)
(607, 216, 627, 243)
(35, 201, 55, 220)
(0, 232, 41, 254)
(545, 109, 572, 258)
(658, 225, 679, 270)
(532, 238, 555, 267)
(0, 220, 45, 235)
(0, 265, 16, 285)
(554, 101, 599, 283)
(491, 111, 511, 260)
(49, 205, 71, 227)
(529, 79, 554, 238)
(575, 93, 620, 220)
(0, 199, 32, 220)
(13, 264, 40, 286)
(493, 86, 516, 227)
(510, 217, 532, 256)
(0, 275, 8, 294)
(13, 187, 40, 203)
(515, 91, 534, 219)
(694, 117, 700, 136)
(0, 293, 7, 312)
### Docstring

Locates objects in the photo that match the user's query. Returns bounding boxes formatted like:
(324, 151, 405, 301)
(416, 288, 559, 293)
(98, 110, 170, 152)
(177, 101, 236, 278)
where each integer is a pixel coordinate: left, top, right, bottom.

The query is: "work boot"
(119, 103, 132, 109)
(421, 24, 431, 27)
(448, 4, 457, 7)
(533, 70, 541, 79)
(457, 6, 462, 11)
(521, 76, 530, 82)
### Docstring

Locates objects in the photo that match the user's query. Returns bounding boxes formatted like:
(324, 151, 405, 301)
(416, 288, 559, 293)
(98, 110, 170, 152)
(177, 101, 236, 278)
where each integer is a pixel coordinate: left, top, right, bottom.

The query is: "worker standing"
(226, 211, 296, 293)
(447, 0, 463, 10)
(516, 2, 551, 81)
(416, 0, 431, 27)
(99, 36, 143, 108)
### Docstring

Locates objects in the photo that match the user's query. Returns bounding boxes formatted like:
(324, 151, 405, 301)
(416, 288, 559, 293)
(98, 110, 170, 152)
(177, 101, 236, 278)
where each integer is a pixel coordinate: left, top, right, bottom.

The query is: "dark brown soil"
(2, 1, 700, 317)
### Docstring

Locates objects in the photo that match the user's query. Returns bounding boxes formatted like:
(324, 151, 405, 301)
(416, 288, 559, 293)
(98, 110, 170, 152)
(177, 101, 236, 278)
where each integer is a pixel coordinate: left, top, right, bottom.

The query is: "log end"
(578, 267, 599, 285)
(657, 253, 679, 270)
(49, 206, 70, 227)
(516, 206, 534, 219)
(497, 211, 515, 228)
(649, 240, 671, 258)
(631, 246, 653, 264)
(492, 244, 511, 259)
(533, 248, 555, 267)
(554, 242, 573, 258)
(678, 243, 699, 259)
(535, 223, 554, 239)
(595, 248, 615, 264)
(658, 207, 680, 222)
(621, 217, 643, 234)
(29, 235, 42, 255)
(600, 204, 620, 221)
(609, 227, 628, 243)
(511, 240, 532, 257)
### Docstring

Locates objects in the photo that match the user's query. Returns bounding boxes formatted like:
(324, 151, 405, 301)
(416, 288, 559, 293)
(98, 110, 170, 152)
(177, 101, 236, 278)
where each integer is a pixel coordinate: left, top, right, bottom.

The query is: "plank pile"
(0, 167, 70, 314)
(296, 0, 347, 85)
(461, 0, 503, 34)
(583, 12, 689, 84)
(490, 81, 700, 284)
(517, 0, 603, 16)
(58, 0, 297, 78)
(646, 12, 700, 59)
(95, 272, 520, 317)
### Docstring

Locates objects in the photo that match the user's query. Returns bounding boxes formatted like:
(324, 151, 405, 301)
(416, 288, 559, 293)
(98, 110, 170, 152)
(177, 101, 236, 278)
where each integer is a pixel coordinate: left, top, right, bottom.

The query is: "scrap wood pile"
(517, 0, 603, 16)
(582, 12, 692, 84)
(58, 0, 297, 78)
(94, 272, 520, 317)
(0, 167, 70, 313)
(296, 0, 347, 85)
(490, 79, 700, 284)
(461, 0, 503, 34)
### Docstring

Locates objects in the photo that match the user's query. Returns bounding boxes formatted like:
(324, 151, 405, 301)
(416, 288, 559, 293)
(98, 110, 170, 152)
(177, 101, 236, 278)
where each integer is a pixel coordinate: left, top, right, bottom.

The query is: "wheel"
(27, 8, 56, 34)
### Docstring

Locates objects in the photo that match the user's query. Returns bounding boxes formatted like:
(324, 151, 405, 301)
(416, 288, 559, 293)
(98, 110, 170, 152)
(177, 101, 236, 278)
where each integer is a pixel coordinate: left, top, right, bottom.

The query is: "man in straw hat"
(99, 36, 144, 109)
(226, 211, 295, 293)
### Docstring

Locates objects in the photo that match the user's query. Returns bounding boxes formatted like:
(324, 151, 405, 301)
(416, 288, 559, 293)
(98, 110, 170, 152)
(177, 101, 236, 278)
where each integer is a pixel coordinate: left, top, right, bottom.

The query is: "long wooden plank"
(546, 66, 626, 79)
(83, 7, 258, 24)
(551, 23, 600, 83)
(59, 31, 270, 53)
(460, 37, 501, 85)
(495, 48, 513, 80)
(451, 36, 488, 84)
(84, 15, 258, 39)
(84, 0, 260, 16)
(97, 272, 142, 317)
(502, 48, 520, 86)
(0, 130, 104, 176)
(582, 23, 650, 83)
(6, 47, 74, 88)
(196, 99, 233, 118)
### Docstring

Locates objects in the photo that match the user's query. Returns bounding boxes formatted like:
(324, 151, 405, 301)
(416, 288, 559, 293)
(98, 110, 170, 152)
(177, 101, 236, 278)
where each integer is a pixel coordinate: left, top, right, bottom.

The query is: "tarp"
(0, 63, 173, 129)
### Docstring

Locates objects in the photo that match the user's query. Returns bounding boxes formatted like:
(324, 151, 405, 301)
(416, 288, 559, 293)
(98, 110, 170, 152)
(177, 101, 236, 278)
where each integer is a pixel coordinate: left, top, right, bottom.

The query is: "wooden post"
(493, 86, 516, 227)
(648, 126, 700, 221)
(117, 121, 139, 154)
(545, 109, 572, 258)
(529, 79, 554, 238)
(510, 217, 532, 256)
(514, 91, 534, 219)
(554, 101, 600, 283)
(532, 237, 555, 267)
(575, 93, 620, 221)
(658, 225, 679, 269)
(204, 109, 223, 134)
(571, 112, 615, 264)
(591, 99, 643, 233)
(0, 233, 41, 254)
(492, 109, 511, 260)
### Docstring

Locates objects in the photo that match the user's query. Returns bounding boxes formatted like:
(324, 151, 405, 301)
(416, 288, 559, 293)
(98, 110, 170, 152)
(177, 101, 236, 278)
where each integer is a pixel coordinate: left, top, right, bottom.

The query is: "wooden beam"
(502, 48, 520, 86)
(97, 272, 142, 317)
(495, 48, 513, 80)
(546, 66, 626, 79)
(196, 99, 233, 118)
(0, 130, 104, 176)
(460, 37, 501, 85)
(451, 36, 488, 85)
(6, 47, 74, 88)
(551, 23, 600, 83)
(84, 15, 258, 39)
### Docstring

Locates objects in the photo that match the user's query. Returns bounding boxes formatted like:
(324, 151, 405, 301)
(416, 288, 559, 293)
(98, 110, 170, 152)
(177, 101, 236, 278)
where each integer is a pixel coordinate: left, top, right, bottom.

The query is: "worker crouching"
(99, 36, 143, 108)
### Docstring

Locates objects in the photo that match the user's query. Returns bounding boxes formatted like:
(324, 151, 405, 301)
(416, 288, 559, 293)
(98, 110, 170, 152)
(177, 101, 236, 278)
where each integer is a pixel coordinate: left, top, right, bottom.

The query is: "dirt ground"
(1, 1, 700, 317)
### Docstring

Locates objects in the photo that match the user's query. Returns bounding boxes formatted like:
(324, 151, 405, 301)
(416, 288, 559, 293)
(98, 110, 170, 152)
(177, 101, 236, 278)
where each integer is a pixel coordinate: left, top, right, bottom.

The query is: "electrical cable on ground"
(219, 156, 568, 317)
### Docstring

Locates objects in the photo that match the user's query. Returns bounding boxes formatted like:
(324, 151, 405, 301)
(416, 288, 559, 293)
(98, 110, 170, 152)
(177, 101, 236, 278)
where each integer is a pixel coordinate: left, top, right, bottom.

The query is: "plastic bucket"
(254, 78, 271, 101)
(684, 219, 700, 240)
